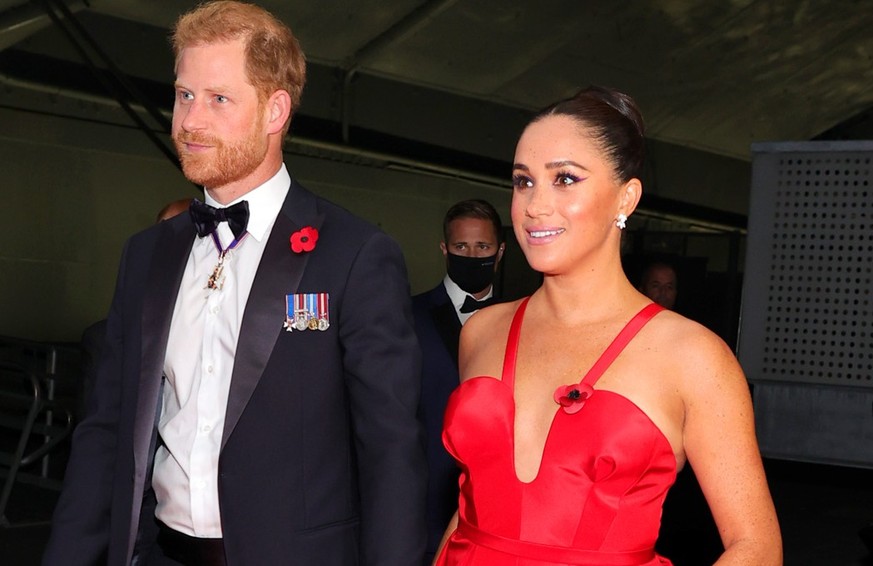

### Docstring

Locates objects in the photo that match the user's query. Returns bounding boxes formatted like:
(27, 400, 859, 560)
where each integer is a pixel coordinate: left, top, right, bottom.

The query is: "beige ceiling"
(1, 0, 872, 198)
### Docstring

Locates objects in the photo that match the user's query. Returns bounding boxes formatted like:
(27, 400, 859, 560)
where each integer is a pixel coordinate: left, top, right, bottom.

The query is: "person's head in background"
(440, 199, 505, 300)
(156, 198, 194, 223)
(639, 261, 678, 310)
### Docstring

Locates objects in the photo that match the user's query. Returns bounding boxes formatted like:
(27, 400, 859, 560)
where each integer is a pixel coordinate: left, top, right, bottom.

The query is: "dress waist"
(458, 520, 655, 565)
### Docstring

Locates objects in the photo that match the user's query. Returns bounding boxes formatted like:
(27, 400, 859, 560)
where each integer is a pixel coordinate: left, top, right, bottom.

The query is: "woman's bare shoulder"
(645, 309, 747, 393)
(646, 309, 729, 352)
(459, 298, 526, 380)
(463, 298, 524, 333)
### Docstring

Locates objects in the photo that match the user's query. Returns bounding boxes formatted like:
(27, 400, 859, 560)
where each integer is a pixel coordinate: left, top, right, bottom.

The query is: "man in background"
(640, 260, 678, 310)
(156, 198, 193, 223)
(412, 198, 504, 561)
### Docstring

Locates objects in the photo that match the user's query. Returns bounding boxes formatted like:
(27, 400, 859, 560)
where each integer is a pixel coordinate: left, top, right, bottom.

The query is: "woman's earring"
(615, 213, 628, 230)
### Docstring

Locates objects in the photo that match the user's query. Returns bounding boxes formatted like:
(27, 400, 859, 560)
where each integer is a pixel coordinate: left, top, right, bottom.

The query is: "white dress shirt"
(443, 275, 494, 326)
(153, 165, 290, 537)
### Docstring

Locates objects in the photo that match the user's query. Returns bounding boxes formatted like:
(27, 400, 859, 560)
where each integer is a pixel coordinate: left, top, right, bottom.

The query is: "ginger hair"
(172, 1, 306, 133)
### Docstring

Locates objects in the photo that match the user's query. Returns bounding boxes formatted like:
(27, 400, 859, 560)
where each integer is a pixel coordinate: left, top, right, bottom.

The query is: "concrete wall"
(0, 62, 754, 343)
(0, 106, 511, 342)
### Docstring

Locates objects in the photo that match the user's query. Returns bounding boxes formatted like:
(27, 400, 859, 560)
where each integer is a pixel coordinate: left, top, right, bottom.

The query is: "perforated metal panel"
(738, 141, 873, 386)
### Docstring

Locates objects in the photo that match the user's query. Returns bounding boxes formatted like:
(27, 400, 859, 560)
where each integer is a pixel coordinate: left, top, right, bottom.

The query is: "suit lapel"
(430, 287, 462, 366)
(221, 182, 322, 450)
(127, 219, 193, 558)
(134, 220, 194, 470)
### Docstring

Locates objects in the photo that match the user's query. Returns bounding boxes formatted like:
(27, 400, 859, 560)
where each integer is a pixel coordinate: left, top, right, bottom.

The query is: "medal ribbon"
(210, 231, 247, 256)
(318, 293, 329, 321)
(206, 231, 248, 290)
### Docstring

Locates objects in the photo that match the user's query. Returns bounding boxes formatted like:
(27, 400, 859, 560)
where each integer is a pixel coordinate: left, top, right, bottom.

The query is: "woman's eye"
(216, 95, 229, 103)
(512, 175, 533, 189)
(556, 173, 581, 186)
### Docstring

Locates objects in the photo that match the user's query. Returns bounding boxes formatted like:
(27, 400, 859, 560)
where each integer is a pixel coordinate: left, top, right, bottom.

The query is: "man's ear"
(496, 242, 506, 264)
(265, 89, 292, 135)
(440, 241, 448, 258)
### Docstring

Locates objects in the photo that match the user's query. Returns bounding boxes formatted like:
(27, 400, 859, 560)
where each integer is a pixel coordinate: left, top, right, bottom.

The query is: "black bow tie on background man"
(460, 295, 497, 314)
(189, 199, 250, 239)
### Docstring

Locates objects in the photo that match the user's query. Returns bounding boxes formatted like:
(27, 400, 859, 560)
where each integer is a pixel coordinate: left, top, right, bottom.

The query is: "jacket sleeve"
(42, 240, 132, 566)
(338, 230, 427, 566)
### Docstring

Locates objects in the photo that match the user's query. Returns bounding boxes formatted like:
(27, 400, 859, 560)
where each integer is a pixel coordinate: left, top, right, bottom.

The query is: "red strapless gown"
(436, 298, 675, 565)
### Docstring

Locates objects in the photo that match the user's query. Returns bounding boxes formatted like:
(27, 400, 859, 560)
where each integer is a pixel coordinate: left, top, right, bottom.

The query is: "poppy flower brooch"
(290, 226, 319, 253)
(554, 382, 594, 415)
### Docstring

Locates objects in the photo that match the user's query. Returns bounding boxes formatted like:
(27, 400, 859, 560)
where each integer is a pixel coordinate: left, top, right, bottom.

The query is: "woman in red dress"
(435, 86, 781, 565)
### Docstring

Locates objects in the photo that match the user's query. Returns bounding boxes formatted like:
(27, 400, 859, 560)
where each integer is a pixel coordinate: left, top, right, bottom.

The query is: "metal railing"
(0, 337, 80, 526)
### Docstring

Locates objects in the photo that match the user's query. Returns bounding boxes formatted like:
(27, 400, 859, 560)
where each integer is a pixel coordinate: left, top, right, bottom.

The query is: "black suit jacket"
(44, 178, 427, 565)
(412, 283, 464, 559)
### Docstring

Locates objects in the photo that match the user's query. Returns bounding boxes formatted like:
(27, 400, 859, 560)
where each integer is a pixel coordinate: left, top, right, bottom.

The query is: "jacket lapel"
(127, 219, 194, 559)
(134, 220, 194, 469)
(221, 181, 323, 450)
(431, 291, 462, 366)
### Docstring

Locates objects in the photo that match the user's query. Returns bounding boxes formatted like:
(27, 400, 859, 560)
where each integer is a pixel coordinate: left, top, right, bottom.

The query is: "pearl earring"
(615, 213, 628, 230)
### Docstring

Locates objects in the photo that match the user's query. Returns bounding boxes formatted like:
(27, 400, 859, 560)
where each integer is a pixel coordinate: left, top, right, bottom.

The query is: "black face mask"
(446, 252, 498, 295)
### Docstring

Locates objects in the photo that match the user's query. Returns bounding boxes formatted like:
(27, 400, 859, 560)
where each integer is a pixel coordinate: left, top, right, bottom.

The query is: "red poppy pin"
(290, 226, 319, 253)
(553, 382, 594, 415)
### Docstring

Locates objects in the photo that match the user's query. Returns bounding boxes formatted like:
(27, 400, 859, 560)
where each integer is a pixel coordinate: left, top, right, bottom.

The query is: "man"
(639, 260, 678, 310)
(155, 198, 194, 223)
(411, 199, 504, 560)
(43, 2, 425, 565)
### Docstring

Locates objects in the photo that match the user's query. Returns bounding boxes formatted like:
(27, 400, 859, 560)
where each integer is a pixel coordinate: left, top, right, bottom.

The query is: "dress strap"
(582, 302, 664, 388)
(500, 297, 531, 390)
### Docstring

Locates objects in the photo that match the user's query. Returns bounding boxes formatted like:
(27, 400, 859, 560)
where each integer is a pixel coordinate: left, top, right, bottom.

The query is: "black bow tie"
(460, 295, 496, 314)
(189, 199, 250, 240)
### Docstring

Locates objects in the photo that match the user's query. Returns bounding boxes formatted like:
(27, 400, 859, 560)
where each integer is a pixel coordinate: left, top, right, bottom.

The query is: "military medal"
(285, 292, 330, 331)
(206, 231, 247, 291)
(206, 251, 228, 290)
(317, 292, 330, 330)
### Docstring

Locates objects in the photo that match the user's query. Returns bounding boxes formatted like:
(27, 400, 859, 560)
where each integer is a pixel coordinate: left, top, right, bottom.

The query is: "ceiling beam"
(0, 0, 87, 51)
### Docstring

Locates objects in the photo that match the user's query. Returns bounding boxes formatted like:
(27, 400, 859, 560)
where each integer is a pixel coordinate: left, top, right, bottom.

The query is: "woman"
(435, 86, 781, 565)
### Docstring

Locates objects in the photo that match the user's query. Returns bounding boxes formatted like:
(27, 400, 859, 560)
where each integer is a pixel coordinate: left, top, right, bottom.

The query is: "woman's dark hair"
(531, 85, 645, 183)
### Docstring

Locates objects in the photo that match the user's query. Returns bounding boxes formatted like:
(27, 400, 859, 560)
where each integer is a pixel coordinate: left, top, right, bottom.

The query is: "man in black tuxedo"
(412, 199, 504, 560)
(43, 2, 425, 565)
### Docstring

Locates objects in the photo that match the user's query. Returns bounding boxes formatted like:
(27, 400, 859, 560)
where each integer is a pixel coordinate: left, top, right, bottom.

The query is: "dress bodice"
(438, 298, 676, 565)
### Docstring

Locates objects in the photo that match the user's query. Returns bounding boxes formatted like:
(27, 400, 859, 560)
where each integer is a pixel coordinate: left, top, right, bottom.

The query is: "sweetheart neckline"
(452, 375, 678, 484)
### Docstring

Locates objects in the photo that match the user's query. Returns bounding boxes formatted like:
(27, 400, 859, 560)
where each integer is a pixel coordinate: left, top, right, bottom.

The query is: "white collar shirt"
(443, 274, 494, 326)
(154, 164, 290, 537)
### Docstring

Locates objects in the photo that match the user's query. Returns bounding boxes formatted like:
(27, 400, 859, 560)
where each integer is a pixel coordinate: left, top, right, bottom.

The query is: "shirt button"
(201, 425, 212, 433)
(210, 305, 220, 314)
(197, 480, 207, 489)
(206, 365, 214, 374)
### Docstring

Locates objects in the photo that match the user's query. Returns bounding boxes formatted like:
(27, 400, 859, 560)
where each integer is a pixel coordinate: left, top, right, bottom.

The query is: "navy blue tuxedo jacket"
(43, 178, 427, 565)
(412, 283, 463, 559)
